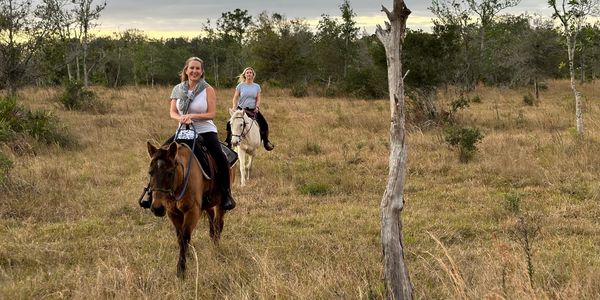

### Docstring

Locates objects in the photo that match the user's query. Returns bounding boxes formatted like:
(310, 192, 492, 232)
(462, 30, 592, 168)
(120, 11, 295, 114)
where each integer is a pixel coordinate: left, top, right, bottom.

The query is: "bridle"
(231, 112, 255, 142)
(150, 158, 187, 200)
(149, 124, 196, 201)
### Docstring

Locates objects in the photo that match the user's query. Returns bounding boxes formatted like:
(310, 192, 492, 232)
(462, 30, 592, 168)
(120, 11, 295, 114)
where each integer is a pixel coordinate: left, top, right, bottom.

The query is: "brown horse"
(146, 141, 229, 278)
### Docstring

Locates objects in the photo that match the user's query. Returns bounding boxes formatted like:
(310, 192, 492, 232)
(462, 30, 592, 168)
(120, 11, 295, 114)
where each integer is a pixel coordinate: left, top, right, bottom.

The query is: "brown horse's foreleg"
(176, 205, 200, 279)
(207, 206, 224, 244)
(168, 211, 186, 279)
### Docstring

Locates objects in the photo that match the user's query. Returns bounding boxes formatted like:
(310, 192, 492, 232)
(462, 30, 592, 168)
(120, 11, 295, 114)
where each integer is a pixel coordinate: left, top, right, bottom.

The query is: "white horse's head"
(229, 108, 248, 146)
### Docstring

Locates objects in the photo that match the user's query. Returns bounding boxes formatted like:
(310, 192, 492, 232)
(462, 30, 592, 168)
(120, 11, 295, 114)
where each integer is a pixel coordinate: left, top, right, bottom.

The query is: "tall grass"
(0, 80, 599, 298)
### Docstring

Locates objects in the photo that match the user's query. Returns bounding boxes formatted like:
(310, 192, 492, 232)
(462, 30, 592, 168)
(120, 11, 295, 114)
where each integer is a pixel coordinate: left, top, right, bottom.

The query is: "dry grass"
(0, 80, 599, 299)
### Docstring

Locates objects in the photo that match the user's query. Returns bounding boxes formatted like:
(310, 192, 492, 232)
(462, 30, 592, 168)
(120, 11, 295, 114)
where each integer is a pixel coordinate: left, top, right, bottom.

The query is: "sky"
(95, 0, 557, 38)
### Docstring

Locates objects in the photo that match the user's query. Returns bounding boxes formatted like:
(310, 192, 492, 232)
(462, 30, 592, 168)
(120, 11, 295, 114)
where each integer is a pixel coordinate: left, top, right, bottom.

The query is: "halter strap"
(231, 112, 255, 141)
(151, 125, 197, 201)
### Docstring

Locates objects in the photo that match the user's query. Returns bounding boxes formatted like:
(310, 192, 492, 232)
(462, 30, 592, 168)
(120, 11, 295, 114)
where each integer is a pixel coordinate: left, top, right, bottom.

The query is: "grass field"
(1, 80, 599, 299)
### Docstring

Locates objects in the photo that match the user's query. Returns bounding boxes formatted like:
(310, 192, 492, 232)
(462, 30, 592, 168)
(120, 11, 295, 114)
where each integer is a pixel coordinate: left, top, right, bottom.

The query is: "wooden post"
(375, 1, 413, 299)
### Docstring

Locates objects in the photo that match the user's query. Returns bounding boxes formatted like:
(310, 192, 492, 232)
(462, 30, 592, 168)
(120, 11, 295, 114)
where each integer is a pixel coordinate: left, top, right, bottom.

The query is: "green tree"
(339, 0, 359, 78)
(246, 12, 314, 85)
(315, 14, 344, 87)
(72, 0, 106, 87)
(0, 0, 63, 94)
(429, 0, 479, 91)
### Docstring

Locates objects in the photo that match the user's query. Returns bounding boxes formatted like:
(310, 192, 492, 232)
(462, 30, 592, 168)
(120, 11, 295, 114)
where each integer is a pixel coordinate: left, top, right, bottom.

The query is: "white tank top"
(175, 88, 217, 134)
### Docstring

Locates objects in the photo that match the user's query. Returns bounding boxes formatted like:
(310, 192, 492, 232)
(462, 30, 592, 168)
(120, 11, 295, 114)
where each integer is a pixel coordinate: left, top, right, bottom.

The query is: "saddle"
(238, 107, 257, 120)
(177, 138, 238, 181)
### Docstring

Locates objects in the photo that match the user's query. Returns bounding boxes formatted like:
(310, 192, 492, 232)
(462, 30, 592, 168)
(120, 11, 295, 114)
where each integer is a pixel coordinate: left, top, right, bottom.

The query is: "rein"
(231, 112, 255, 141)
(151, 123, 197, 201)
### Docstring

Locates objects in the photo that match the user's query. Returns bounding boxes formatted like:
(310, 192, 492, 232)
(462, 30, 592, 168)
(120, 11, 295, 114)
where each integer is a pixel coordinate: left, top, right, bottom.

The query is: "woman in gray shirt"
(225, 67, 275, 151)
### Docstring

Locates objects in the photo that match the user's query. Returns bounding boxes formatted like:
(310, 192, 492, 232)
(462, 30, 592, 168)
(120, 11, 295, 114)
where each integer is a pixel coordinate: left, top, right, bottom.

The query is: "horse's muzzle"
(151, 205, 166, 217)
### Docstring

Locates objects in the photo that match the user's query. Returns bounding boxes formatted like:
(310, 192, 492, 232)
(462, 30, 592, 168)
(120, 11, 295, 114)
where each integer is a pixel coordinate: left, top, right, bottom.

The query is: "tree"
(315, 14, 344, 86)
(72, 0, 106, 87)
(375, 1, 412, 299)
(246, 12, 314, 85)
(549, 0, 599, 136)
(577, 23, 600, 82)
(466, 0, 521, 54)
(429, 0, 478, 90)
(0, 0, 64, 94)
(217, 8, 252, 45)
(339, 0, 359, 78)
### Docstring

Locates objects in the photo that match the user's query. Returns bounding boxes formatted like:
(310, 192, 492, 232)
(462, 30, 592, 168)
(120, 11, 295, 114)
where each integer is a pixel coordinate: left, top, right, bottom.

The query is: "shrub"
(299, 182, 330, 196)
(471, 95, 482, 103)
(443, 126, 484, 162)
(0, 95, 75, 148)
(291, 83, 308, 98)
(504, 191, 523, 214)
(450, 96, 470, 113)
(523, 93, 535, 106)
(59, 81, 110, 113)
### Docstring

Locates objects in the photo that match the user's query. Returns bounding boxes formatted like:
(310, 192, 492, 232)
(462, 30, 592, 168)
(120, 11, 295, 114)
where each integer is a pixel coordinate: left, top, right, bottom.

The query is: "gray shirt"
(235, 82, 261, 109)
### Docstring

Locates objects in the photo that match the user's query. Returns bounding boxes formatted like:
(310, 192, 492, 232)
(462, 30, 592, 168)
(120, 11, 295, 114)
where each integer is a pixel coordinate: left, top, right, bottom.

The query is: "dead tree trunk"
(375, 1, 412, 299)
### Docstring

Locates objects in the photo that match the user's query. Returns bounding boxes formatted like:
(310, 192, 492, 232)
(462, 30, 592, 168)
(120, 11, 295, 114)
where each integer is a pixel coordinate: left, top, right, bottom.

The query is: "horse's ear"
(167, 142, 178, 160)
(147, 141, 158, 157)
(229, 108, 235, 116)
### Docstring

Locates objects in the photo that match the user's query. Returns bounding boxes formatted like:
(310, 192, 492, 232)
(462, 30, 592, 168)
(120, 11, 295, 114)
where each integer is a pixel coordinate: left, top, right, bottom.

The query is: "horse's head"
(147, 141, 180, 217)
(229, 108, 248, 146)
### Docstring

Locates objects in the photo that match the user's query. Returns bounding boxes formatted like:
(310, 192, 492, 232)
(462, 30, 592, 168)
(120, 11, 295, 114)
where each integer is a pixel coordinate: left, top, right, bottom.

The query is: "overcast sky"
(96, 0, 556, 38)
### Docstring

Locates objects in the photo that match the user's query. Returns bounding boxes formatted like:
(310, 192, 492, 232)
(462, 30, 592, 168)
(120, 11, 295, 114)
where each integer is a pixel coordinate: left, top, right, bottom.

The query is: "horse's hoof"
(177, 266, 186, 279)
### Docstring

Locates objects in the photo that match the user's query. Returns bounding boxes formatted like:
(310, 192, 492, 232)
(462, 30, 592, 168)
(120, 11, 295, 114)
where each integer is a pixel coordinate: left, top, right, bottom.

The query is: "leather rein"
(231, 111, 255, 141)
(150, 123, 196, 201)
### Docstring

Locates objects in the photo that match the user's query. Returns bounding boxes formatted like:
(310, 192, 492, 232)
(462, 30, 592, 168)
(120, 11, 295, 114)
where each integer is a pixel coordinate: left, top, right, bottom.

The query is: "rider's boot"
(225, 122, 233, 149)
(260, 130, 275, 151)
(221, 188, 236, 211)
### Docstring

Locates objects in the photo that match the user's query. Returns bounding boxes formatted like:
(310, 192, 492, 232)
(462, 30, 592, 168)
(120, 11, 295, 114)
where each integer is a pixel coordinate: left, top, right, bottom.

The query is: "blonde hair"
(180, 57, 205, 82)
(237, 67, 256, 84)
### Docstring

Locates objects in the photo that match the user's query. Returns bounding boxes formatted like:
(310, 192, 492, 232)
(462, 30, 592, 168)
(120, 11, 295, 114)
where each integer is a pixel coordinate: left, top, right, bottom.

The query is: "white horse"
(229, 109, 261, 186)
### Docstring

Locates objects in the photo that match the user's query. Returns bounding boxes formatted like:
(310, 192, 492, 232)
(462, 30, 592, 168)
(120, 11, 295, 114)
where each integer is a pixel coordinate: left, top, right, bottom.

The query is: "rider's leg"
(200, 132, 236, 211)
(256, 112, 274, 151)
(224, 121, 232, 149)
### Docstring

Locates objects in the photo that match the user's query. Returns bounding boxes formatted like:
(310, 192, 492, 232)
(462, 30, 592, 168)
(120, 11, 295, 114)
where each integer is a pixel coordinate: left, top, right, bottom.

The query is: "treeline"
(1, 0, 600, 99)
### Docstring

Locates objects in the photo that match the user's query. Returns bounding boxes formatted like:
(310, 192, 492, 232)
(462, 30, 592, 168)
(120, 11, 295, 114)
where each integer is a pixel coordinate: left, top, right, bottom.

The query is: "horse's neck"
(244, 114, 254, 125)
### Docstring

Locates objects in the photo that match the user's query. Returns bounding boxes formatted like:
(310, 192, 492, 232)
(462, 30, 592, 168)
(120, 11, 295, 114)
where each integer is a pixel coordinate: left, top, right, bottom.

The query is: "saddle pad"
(221, 142, 238, 167)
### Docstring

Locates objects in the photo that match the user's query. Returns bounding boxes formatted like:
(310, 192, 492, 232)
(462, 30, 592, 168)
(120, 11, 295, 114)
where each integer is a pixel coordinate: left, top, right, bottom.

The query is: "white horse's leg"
(246, 153, 254, 182)
(238, 148, 247, 187)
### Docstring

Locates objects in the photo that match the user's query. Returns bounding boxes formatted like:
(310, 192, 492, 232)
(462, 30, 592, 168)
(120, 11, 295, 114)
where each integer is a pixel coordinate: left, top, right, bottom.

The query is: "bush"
(0, 95, 75, 148)
(450, 96, 470, 113)
(59, 81, 110, 113)
(299, 182, 330, 196)
(443, 126, 484, 162)
(291, 83, 308, 98)
(341, 66, 387, 99)
(523, 93, 535, 106)
(504, 191, 523, 214)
